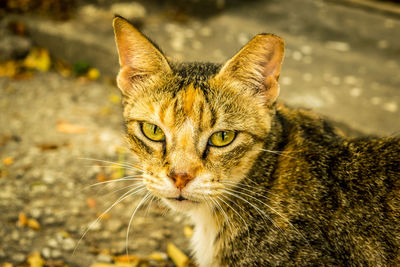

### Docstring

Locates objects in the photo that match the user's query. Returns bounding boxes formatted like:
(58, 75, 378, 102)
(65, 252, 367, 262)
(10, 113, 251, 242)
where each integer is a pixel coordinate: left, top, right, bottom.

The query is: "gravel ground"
(0, 73, 191, 266)
(1, 0, 400, 266)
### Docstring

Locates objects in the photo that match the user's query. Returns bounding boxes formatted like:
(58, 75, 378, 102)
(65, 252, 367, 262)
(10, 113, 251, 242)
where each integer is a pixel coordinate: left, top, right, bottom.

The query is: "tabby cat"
(112, 16, 400, 266)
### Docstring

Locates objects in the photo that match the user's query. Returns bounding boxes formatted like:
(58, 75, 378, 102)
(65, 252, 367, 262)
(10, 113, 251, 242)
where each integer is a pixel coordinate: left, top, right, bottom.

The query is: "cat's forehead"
(171, 62, 221, 85)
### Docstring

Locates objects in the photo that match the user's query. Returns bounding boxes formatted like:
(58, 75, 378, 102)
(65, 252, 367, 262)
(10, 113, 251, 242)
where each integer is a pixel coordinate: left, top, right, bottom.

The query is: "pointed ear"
(215, 34, 284, 105)
(113, 16, 171, 95)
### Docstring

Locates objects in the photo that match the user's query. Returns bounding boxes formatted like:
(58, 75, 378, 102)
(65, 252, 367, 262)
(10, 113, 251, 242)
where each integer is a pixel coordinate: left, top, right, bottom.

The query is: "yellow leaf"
(109, 93, 121, 104)
(87, 68, 100, 80)
(167, 242, 189, 267)
(57, 121, 86, 134)
(27, 252, 44, 267)
(18, 212, 27, 227)
(3, 157, 14, 166)
(24, 48, 51, 72)
(27, 218, 41, 230)
(148, 252, 167, 261)
(183, 226, 193, 238)
(0, 61, 18, 77)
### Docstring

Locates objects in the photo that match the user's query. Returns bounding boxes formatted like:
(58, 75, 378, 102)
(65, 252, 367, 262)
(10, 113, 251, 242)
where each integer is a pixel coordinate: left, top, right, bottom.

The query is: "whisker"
(210, 196, 233, 235)
(83, 165, 143, 173)
(79, 157, 147, 173)
(85, 176, 143, 189)
(222, 181, 283, 200)
(222, 188, 286, 238)
(125, 192, 152, 259)
(259, 148, 298, 159)
(224, 187, 311, 248)
(218, 194, 252, 252)
(73, 186, 146, 255)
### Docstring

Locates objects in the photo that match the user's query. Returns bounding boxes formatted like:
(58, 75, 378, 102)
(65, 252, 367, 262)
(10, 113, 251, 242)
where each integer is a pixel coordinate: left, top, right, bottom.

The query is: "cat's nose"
(168, 171, 194, 190)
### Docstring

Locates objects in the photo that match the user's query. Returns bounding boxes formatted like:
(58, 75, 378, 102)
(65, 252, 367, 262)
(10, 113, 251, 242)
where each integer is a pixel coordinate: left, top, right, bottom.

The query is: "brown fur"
(113, 16, 400, 266)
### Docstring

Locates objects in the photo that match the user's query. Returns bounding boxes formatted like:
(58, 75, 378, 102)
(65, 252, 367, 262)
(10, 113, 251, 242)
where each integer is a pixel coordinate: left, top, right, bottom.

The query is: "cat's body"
(205, 104, 400, 266)
(112, 17, 400, 266)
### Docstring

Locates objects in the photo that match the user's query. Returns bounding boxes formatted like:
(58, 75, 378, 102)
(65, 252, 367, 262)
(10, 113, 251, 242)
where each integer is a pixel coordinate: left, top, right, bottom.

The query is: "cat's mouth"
(167, 195, 199, 203)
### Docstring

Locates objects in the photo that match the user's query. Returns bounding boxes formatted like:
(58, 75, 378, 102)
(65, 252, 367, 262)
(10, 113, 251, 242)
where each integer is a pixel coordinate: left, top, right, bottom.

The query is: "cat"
(112, 16, 400, 266)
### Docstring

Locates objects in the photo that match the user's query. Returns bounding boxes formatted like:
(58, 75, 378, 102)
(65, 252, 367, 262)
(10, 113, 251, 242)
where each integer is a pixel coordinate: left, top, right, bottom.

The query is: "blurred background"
(0, 0, 399, 266)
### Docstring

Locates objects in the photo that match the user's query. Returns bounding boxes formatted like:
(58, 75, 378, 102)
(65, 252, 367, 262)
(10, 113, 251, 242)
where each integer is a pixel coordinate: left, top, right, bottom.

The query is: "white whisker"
(125, 192, 152, 258)
(73, 186, 146, 255)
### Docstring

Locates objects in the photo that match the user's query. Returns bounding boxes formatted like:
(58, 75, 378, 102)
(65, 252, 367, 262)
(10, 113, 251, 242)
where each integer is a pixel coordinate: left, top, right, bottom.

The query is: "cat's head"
(113, 17, 284, 212)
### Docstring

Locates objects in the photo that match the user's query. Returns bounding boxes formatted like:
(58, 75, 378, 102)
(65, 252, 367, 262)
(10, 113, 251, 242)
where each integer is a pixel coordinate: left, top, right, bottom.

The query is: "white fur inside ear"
(189, 205, 219, 267)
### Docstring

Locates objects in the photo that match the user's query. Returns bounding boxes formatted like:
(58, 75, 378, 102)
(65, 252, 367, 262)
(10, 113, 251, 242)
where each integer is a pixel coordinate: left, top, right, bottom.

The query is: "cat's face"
(113, 17, 284, 212)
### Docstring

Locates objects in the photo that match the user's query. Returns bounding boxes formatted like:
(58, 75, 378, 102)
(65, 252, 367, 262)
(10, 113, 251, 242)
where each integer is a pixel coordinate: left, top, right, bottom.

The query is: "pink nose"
(168, 172, 194, 190)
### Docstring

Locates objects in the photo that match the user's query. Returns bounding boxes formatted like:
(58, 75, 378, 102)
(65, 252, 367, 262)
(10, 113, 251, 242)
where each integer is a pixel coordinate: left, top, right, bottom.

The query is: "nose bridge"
(168, 121, 197, 170)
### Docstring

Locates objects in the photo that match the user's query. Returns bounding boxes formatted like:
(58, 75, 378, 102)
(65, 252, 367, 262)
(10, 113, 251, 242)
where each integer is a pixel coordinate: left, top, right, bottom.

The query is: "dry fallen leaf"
(27, 252, 44, 267)
(0, 61, 19, 77)
(87, 197, 97, 209)
(23, 48, 51, 72)
(148, 252, 168, 261)
(167, 242, 189, 267)
(57, 121, 86, 134)
(27, 218, 41, 230)
(183, 226, 194, 238)
(109, 93, 121, 104)
(3, 157, 14, 166)
(96, 172, 108, 182)
(114, 254, 140, 263)
(87, 68, 100, 80)
(18, 212, 28, 227)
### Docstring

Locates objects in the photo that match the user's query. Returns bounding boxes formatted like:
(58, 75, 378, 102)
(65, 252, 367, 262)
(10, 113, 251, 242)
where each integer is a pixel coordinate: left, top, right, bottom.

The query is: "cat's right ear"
(113, 16, 171, 95)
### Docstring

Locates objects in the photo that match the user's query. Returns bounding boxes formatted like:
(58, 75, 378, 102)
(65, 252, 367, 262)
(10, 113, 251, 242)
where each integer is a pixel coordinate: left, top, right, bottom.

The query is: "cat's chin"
(162, 197, 200, 212)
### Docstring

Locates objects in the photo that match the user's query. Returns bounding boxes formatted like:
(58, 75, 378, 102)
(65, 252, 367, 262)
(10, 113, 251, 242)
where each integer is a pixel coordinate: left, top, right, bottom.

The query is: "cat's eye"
(141, 122, 165, 141)
(209, 131, 236, 147)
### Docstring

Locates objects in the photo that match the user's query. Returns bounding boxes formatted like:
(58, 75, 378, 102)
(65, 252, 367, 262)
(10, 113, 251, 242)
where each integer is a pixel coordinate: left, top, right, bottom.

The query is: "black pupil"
(222, 132, 226, 141)
(153, 125, 157, 134)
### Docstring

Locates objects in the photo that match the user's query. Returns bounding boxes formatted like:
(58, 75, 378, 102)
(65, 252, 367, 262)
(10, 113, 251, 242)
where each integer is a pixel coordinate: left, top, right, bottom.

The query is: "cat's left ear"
(215, 34, 284, 105)
(113, 16, 172, 95)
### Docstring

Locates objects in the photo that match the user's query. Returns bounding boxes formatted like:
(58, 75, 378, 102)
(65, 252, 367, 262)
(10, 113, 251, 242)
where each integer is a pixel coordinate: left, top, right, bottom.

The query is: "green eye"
(209, 131, 236, 147)
(141, 122, 165, 141)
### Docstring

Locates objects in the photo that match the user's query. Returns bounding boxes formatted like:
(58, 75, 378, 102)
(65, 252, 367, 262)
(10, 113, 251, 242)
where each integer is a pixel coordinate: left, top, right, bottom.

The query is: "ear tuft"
(215, 34, 285, 105)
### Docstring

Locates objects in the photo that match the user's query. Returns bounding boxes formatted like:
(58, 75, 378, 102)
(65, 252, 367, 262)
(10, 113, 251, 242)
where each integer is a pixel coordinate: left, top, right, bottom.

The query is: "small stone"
(107, 219, 122, 232)
(52, 249, 62, 258)
(300, 45, 312, 55)
(30, 208, 42, 219)
(344, 76, 358, 85)
(110, 2, 146, 21)
(48, 238, 58, 248)
(378, 40, 388, 49)
(11, 230, 19, 240)
(383, 102, 398, 113)
(371, 97, 382, 105)
(150, 230, 165, 241)
(42, 247, 51, 258)
(302, 73, 313, 82)
(292, 51, 303, 61)
(325, 41, 350, 52)
(281, 77, 292, 86)
(97, 253, 113, 263)
(350, 88, 362, 97)
(11, 253, 25, 262)
(200, 27, 212, 37)
(62, 238, 75, 251)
